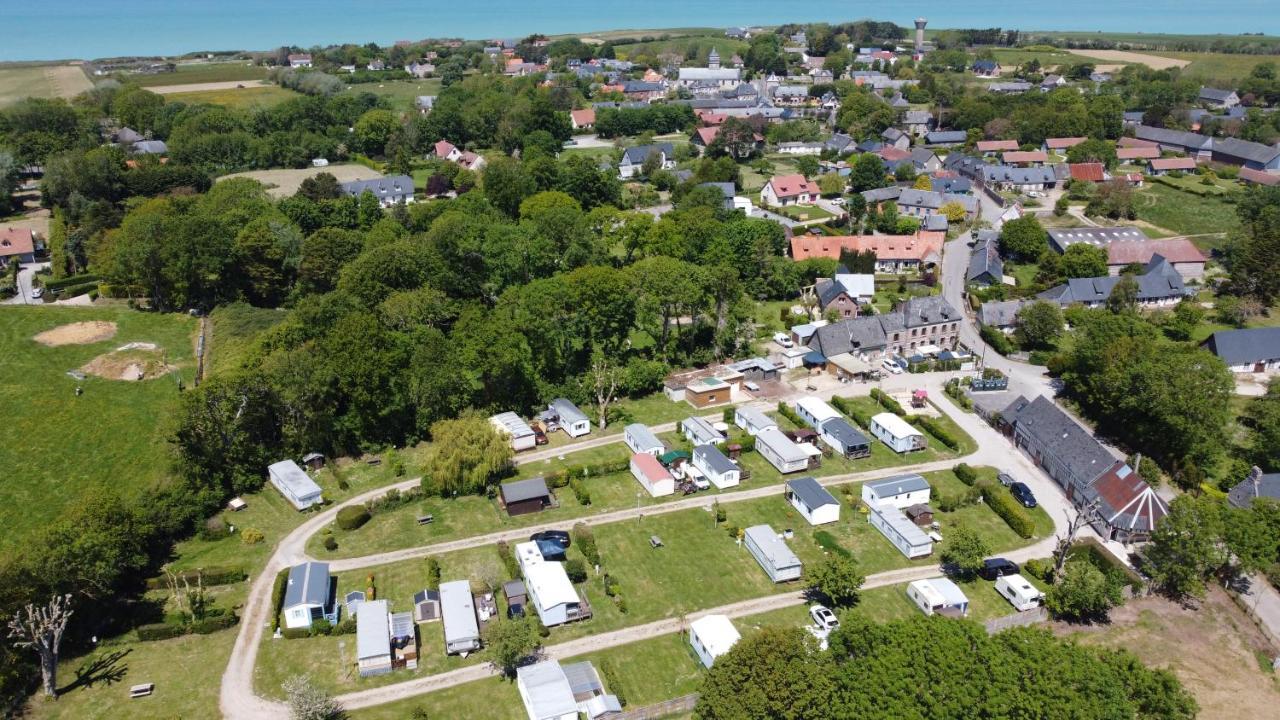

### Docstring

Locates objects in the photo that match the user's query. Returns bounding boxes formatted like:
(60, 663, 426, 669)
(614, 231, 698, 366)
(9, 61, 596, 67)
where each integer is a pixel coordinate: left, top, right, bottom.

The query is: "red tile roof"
(0, 228, 35, 258)
(766, 174, 818, 200)
(789, 232, 945, 262)
(1003, 150, 1047, 164)
(1118, 136, 1158, 149)
(1239, 167, 1280, 186)
(570, 109, 595, 126)
(696, 111, 728, 126)
(1106, 239, 1206, 266)
(695, 126, 719, 145)
(1069, 163, 1106, 182)
(976, 140, 1019, 152)
(1116, 146, 1160, 160)
(434, 140, 457, 158)
(1149, 157, 1197, 171)
(1045, 137, 1087, 150)
(878, 147, 910, 162)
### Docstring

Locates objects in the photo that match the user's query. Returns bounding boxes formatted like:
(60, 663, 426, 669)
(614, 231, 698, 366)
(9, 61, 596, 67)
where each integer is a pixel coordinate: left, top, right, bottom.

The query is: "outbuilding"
(412, 589, 441, 622)
(867, 502, 933, 558)
(995, 574, 1045, 612)
(755, 426, 810, 474)
(500, 477, 553, 516)
(491, 412, 537, 451)
(548, 398, 591, 438)
(624, 423, 665, 456)
(785, 477, 840, 525)
(862, 474, 932, 509)
(630, 453, 675, 497)
(516, 660, 580, 720)
(268, 459, 323, 510)
(734, 405, 777, 436)
(693, 444, 740, 489)
(743, 524, 803, 582)
(869, 413, 927, 453)
(440, 580, 481, 654)
(906, 577, 969, 617)
(689, 614, 741, 668)
(682, 416, 726, 446)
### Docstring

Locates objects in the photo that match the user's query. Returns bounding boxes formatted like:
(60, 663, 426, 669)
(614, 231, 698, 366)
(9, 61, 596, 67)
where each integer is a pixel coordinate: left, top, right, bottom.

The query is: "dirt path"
(147, 80, 270, 94)
(1068, 49, 1190, 71)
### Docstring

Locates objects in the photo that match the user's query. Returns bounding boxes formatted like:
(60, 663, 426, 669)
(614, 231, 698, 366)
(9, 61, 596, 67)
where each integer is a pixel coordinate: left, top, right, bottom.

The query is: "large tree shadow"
(58, 648, 131, 695)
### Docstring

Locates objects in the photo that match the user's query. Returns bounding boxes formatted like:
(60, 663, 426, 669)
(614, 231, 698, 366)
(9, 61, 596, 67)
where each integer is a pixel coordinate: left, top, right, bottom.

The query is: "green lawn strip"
(348, 676, 526, 720)
(341, 78, 443, 112)
(1132, 182, 1241, 237)
(163, 86, 301, 109)
(130, 63, 269, 87)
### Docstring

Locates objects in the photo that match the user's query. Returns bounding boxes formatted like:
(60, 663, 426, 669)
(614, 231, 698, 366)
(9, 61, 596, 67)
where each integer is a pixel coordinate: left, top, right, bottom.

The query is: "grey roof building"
(131, 140, 168, 154)
(925, 130, 967, 146)
(621, 143, 674, 165)
(1228, 466, 1280, 509)
(1038, 256, 1188, 307)
(1134, 125, 1213, 153)
(1003, 395, 1118, 496)
(1046, 226, 1150, 253)
(981, 165, 1060, 186)
(826, 133, 856, 153)
(862, 186, 903, 203)
(341, 175, 415, 204)
(1201, 327, 1280, 371)
(693, 443, 737, 475)
(967, 233, 1003, 286)
(786, 476, 839, 509)
(977, 299, 1027, 330)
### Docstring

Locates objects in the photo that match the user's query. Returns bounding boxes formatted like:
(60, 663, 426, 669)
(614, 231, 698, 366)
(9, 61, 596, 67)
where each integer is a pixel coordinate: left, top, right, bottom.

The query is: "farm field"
(162, 85, 300, 109)
(1151, 51, 1279, 82)
(613, 35, 747, 64)
(989, 48, 1101, 70)
(343, 78, 442, 112)
(127, 62, 268, 87)
(218, 163, 384, 199)
(0, 306, 197, 551)
(0, 64, 93, 107)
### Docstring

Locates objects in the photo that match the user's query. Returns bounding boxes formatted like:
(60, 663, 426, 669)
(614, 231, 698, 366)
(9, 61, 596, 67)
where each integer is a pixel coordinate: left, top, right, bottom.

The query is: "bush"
(776, 401, 805, 427)
(241, 528, 265, 545)
(564, 559, 588, 583)
(189, 614, 238, 634)
(980, 484, 1036, 538)
(569, 477, 591, 506)
(600, 659, 627, 707)
(1024, 558, 1054, 583)
(935, 486, 981, 512)
(831, 396, 871, 428)
(136, 623, 187, 642)
(137, 614, 237, 641)
(980, 324, 1016, 355)
(271, 568, 290, 631)
(1027, 350, 1056, 366)
(39, 273, 100, 291)
(496, 540, 520, 579)
(281, 626, 313, 640)
(870, 388, 905, 416)
(323, 536, 338, 552)
(573, 524, 601, 567)
(911, 416, 960, 451)
(425, 557, 441, 590)
(198, 516, 231, 541)
(367, 487, 422, 514)
(145, 566, 245, 590)
(953, 463, 977, 486)
(336, 505, 371, 531)
(332, 616, 357, 635)
(51, 281, 100, 298)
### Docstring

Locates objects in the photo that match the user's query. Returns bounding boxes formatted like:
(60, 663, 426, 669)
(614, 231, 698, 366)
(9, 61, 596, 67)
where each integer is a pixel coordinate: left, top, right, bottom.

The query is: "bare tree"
(8, 594, 73, 698)
(163, 569, 207, 623)
(1053, 499, 1101, 576)
(283, 675, 346, 720)
(588, 353, 622, 430)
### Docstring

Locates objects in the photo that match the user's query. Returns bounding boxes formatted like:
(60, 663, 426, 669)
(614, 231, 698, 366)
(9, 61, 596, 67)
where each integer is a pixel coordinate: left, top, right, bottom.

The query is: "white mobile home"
(491, 412, 537, 451)
(624, 423, 665, 456)
(820, 418, 871, 459)
(869, 413, 927, 453)
(755, 426, 810, 474)
(268, 459, 323, 510)
(440, 580, 481, 654)
(630, 453, 675, 497)
(693, 444, 740, 489)
(281, 561, 337, 629)
(862, 474, 932, 509)
(734, 405, 777, 436)
(549, 398, 591, 438)
(516, 542, 588, 627)
(907, 577, 969, 617)
(682, 416, 726, 446)
(355, 599, 393, 677)
(689, 614, 741, 668)
(744, 524, 803, 582)
(785, 477, 841, 525)
(793, 396, 841, 430)
(867, 502, 933, 558)
(995, 574, 1045, 612)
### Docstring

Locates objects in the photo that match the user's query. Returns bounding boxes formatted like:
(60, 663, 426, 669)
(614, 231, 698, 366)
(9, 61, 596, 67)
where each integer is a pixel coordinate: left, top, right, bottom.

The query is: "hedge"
(144, 566, 246, 590)
(599, 659, 628, 707)
(831, 396, 872, 429)
(980, 324, 1016, 356)
(776, 401, 805, 427)
(569, 477, 591, 505)
(336, 505, 371, 531)
(573, 523, 601, 567)
(497, 540, 520, 580)
(52, 282, 100, 298)
(137, 614, 237, 642)
(980, 483, 1035, 538)
(870, 388, 905, 416)
(40, 273, 100, 291)
(543, 458, 631, 487)
(911, 416, 960, 451)
(953, 463, 977, 486)
(270, 568, 290, 631)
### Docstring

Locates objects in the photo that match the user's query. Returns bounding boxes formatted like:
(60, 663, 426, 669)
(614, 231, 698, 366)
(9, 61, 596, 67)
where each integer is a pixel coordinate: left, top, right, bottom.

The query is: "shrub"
(776, 401, 805, 426)
(40, 273, 100, 291)
(564, 559, 588, 583)
(980, 484, 1036, 538)
(954, 463, 977, 486)
(935, 486, 981, 512)
(1027, 350, 1055, 366)
(599, 659, 627, 707)
(241, 528, 265, 545)
(1024, 558, 1054, 583)
(189, 614, 238, 634)
(332, 616, 357, 635)
(367, 487, 422, 514)
(336, 505, 371, 531)
(386, 448, 406, 477)
(569, 477, 591, 506)
(722, 407, 735, 424)
(573, 523, 601, 567)
(870, 388, 905, 416)
(496, 540, 520, 579)
(271, 568, 290, 631)
(137, 614, 237, 641)
(281, 626, 312, 640)
(136, 623, 187, 642)
(725, 524, 740, 539)
(145, 566, 245, 590)
(322, 536, 338, 551)
(425, 557, 441, 590)
(980, 324, 1016, 355)
(911, 416, 959, 450)
(198, 516, 231, 541)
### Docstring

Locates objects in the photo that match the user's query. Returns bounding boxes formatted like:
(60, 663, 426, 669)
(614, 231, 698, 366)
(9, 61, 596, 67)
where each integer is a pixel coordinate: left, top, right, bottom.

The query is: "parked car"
(997, 472, 1015, 487)
(830, 197, 846, 206)
(744, 380, 761, 393)
(31, 287, 43, 299)
(809, 605, 839, 632)
(978, 557, 1020, 581)
(1010, 482, 1037, 508)
(692, 476, 710, 491)
(773, 332, 794, 348)
(534, 429, 549, 446)
(1026, 191, 1046, 198)
(530, 530, 571, 546)
(882, 358, 903, 375)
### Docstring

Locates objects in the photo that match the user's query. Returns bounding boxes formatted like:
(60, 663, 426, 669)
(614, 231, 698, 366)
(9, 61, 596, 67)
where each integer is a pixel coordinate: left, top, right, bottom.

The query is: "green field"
(611, 34, 747, 63)
(0, 306, 196, 550)
(1151, 52, 1278, 82)
(0, 64, 92, 107)
(207, 302, 286, 375)
(1132, 182, 1241, 238)
(126, 62, 267, 87)
(343, 79, 442, 112)
(989, 48, 1101, 70)
(1018, 30, 1280, 47)
(164, 85, 301, 109)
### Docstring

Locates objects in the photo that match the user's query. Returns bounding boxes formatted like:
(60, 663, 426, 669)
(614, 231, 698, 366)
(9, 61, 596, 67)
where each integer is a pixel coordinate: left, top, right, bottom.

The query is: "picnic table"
(130, 683, 154, 698)
(416, 514, 434, 526)
(650, 535, 663, 548)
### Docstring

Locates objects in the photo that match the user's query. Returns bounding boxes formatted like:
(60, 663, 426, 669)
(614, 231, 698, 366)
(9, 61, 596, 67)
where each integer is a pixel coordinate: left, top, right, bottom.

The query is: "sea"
(1, 0, 1278, 62)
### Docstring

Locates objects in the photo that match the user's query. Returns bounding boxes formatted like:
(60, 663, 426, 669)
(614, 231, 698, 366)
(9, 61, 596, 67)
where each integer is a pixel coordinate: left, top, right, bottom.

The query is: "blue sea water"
(1, 0, 1277, 61)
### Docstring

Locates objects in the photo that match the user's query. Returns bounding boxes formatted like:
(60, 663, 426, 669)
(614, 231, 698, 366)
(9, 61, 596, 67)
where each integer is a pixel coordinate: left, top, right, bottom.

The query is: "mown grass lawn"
(350, 676, 527, 720)
(1132, 182, 1241, 237)
(1150, 51, 1278, 83)
(343, 78, 443, 112)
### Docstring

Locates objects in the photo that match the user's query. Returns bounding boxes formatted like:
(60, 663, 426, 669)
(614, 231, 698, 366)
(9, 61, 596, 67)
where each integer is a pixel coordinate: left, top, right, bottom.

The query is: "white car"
(809, 605, 839, 632)
(881, 359, 903, 375)
(1026, 191, 1046, 198)
(830, 197, 846, 206)
(773, 332, 794, 348)
(31, 287, 43, 299)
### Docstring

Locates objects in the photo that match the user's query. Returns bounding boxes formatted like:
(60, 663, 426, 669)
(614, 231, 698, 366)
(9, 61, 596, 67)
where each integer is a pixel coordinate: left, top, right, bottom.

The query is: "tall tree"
(7, 594, 72, 698)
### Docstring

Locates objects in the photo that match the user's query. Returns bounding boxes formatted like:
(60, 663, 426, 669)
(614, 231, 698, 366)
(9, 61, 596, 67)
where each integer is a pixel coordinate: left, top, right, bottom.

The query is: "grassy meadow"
(164, 85, 300, 109)
(127, 62, 268, 87)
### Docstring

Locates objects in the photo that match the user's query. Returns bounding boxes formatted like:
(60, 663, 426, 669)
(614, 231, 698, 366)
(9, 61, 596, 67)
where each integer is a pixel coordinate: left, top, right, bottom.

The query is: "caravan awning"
(802, 351, 827, 367)
(916, 344, 941, 356)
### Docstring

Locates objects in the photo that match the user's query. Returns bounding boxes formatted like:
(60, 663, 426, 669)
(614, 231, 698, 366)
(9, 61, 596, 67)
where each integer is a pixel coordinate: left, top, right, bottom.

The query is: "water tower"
(914, 17, 927, 55)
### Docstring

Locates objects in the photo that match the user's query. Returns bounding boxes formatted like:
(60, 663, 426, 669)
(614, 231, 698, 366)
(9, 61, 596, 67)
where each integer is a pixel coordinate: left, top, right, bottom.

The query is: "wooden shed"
(499, 477, 553, 516)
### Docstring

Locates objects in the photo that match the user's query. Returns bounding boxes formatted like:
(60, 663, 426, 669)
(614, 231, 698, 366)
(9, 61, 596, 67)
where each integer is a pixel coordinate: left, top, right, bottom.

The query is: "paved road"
(2, 262, 45, 305)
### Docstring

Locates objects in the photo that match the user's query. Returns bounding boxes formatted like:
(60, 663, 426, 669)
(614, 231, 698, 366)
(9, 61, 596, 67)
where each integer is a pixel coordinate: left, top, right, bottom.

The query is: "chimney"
(914, 18, 927, 55)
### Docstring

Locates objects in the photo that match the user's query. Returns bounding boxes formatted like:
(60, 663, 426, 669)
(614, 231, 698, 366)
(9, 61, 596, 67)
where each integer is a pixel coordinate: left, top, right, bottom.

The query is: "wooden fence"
(984, 606, 1047, 635)
(615, 693, 700, 720)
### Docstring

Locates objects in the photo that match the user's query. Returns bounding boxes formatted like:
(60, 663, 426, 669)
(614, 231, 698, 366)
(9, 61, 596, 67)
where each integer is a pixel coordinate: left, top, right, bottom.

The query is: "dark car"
(533, 429, 549, 446)
(1010, 482, 1037, 508)
(530, 530, 570, 546)
(978, 557, 1020, 581)
(997, 472, 1015, 487)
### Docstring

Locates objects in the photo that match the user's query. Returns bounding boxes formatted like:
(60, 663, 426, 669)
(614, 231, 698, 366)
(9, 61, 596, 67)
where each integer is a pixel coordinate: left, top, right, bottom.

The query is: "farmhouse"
(491, 412, 537, 451)
(815, 272, 875, 318)
(569, 108, 595, 130)
(1002, 150, 1048, 166)
(734, 405, 777, 436)
(789, 232, 945, 273)
(907, 578, 968, 617)
(761, 174, 819, 207)
(967, 233, 1003, 286)
(867, 502, 933, 558)
(977, 139, 1019, 156)
(743, 525, 803, 582)
(785, 477, 840, 525)
(0, 228, 37, 266)
(869, 413, 927, 453)
(978, 299, 1028, 334)
(624, 423, 665, 455)
(268, 459, 323, 510)
(281, 561, 337, 630)
(689, 614, 741, 668)
(340, 176, 415, 207)
(499, 477, 553, 516)
(754, 426, 811, 474)
(515, 541, 590, 626)
(980, 165, 1060, 192)
(547, 398, 590, 437)
(1202, 327, 1280, 373)
(1199, 86, 1240, 108)
(630, 452, 675, 497)
(693, 444, 740, 489)
(440, 580, 482, 654)
(862, 473, 931, 509)
(618, 143, 675, 179)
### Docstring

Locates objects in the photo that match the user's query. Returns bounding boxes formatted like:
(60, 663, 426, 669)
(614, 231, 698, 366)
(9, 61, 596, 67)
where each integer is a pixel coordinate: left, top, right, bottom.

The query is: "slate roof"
(694, 444, 737, 475)
(131, 140, 168, 154)
(1078, 462, 1168, 535)
(902, 110, 933, 126)
(1038, 256, 1187, 305)
(500, 476, 550, 504)
(1134, 125, 1213, 151)
(865, 473, 931, 496)
(967, 237, 1004, 284)
(882, 127, 907, 143)
(926, 131, 967, 145)
(621, 143, 674, 165)
(341, 175, 414, 198)
(821, 417, 870, 450)
(284, 562, 331, 609)
(787, 476, 839, 509)
(1201, 327, 1280, 367)
(900, 295, 960, 329)
(1003, 395, 1118, 492)
(1199, 86, 1237, 103)
(1212, 137, 1280, 165)
(981, 165, 1058, 185)
(978, 299, 1027, 328)
(826, 133, 856, 152)
(1228, 467, 1280, 509)
(810, 316, 889, 358)
(931, 176, 971, 194)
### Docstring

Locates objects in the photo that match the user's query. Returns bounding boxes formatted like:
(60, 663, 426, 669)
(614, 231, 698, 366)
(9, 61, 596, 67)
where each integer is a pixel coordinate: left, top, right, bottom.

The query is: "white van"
(995, 573, 1044, 612)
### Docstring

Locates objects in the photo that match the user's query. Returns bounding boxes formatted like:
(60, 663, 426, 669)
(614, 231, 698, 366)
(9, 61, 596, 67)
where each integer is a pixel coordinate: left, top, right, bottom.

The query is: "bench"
(649, 535, 663, 548)
(416, 514, 434, 526)
(129, 683, 154, 698)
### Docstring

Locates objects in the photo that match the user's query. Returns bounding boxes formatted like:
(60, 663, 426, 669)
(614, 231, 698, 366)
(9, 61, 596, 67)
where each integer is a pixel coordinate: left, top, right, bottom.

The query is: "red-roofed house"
(570, 109, 595, 130)
(1106, 239, 1207, 281)
(1116, 146, 1160, 162)
(1002, 150, 1047, 166)
(1044, 137, 1087, 153)
(434, 140, 462, 162)
(1118, 136, 1158, 149)
(877, 146, 911, 163)
(976, 139, 1019, 156)
(0, 228, 37, 267)
(695, 111, 727, 127)
(1239, 167, 1280, 187)
(762, 174, 819, 207)
(1068, 163, 1106, 183)
(1086, 461, 1169, 543)
(789, 232, 945, 272)
(1148, 157, 1198, 175)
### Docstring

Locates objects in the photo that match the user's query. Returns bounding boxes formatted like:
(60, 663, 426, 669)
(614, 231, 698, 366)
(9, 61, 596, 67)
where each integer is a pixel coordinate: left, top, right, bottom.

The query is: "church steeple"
(708, 47, 721, 70)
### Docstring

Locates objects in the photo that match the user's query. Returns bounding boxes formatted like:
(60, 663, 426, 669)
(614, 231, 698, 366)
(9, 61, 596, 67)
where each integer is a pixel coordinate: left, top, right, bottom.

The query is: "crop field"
(1151, 52, 1279, 82)
(127, 62, 268, 87)
(217, 164, 384, 199)
(163, 85, 300, 109)
(0, 306, 197, 551)
(0, 64, 93, 107)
